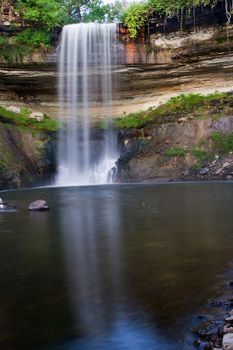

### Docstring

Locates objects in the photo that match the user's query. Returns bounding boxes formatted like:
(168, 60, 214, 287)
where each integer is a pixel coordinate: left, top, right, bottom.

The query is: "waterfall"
(56, 23, 118, 186)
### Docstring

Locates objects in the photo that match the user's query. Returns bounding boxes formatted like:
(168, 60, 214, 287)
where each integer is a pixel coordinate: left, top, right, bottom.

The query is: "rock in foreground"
(28, 200, 49, 211)
(223, 333, 233, 349)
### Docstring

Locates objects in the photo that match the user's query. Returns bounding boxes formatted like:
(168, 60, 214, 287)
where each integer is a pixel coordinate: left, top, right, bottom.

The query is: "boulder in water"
(28, 199, 49, 211)
(0, 198, 6, 210)
(223, 333, 233, 349)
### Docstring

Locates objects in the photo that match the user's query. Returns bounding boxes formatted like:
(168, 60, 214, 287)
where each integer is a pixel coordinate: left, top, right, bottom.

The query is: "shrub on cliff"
(122, 0, 222, 38)
(13, 29, 52, 49)
(16, 0, 66, 29)
(122, 2, 152, 38)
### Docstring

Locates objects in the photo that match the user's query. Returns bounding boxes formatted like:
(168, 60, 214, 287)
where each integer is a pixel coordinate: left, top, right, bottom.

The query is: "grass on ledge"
(191, 149, 214, 162)
(211, 131, 233, 154)
(164, 147, 187, 157)
(114, 92, 232, 129)
(0, 106, 59, 132)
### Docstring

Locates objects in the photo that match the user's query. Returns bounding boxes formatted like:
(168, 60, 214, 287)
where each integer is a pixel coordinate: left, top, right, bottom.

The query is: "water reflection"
(2, 184, 233, 350)
(60, 189, 122, 336)
(52, 319, 181, 350)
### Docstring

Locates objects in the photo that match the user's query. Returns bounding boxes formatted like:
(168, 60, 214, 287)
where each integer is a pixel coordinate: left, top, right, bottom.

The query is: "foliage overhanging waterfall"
(56, 23, 118, 186)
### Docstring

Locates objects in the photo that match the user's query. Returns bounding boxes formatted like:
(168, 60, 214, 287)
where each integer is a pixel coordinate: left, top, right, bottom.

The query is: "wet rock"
(223, 162, 231, 168)
(223, 333, 233, 349)
(0, 198, 6, 210)
(225, 316, 233, 323)
(223, 325, 233, 334)
(215, 168, 223, 175)
(28, 199, 49, 211)
(6, 106, 21, 113)
(199, 167, 209, 175)
(194, 340, 213, 349)
(197, 315, 209, 321)
(178, 117, 189, 123)
(29, 112, 44, 121)
(223, 301, 233, 309)
(210, 301, 223, 307)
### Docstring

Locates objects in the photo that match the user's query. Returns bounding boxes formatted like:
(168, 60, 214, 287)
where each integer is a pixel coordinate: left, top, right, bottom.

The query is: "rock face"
(118, 1, 233, 65)
(0, 123, 56, 189)
(115, 116, 233, 183)
(28, 199, 49, 211)
(1, 4, 233, 122)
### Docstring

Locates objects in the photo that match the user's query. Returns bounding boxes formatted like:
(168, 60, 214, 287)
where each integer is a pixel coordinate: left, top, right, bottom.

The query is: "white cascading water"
(56, 23, 118, 186)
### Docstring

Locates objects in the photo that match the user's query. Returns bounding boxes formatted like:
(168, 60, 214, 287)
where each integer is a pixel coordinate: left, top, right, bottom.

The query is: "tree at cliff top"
(122, 0, 229, 38)
(0, 0, 122, 49)
(16, 0, 66, 29)
(61, 0, 123, 22)
(15, 0, 123, 27)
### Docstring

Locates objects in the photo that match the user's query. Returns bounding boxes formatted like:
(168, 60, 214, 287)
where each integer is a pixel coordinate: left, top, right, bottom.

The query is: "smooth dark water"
(1, 183, 233, 350)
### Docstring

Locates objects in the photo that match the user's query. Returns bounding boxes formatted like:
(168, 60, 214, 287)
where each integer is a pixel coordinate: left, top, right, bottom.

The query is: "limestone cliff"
(0, 3, 233, 187)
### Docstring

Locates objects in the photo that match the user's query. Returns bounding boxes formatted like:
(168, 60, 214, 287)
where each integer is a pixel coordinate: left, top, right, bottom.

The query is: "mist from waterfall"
(56, 23, 118, 186)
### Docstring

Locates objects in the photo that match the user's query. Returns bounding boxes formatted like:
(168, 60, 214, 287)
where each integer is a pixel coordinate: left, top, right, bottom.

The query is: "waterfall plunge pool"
(1, 182, 233, 349)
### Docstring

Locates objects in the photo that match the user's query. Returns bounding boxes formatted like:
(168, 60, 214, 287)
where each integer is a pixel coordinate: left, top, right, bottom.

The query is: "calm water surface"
(1, 183, 233, 350)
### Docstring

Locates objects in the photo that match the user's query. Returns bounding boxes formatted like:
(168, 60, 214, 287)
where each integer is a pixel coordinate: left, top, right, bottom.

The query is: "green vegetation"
(211, 131, 233, 154)
(191, 149, 214, 170)
(191, 149, 214, 161)
(13, 29, 52, 49)
(0, 106, 59, 132)
(16, 0, 123, 26)
(0, 46, 31, 63)
(122, 2, 152, 38)
(165, 92, 226, 111)
(114, 92, 231, 129)
(114, 110, 152, 129)
(16, 0, 66, 29)
(0, 0, 228, 42)
(164, 147, 187, 157)
(0, 0, 123, 51)
(0, 37, 7, 46)
(0, 30, 51, 51)
(122, 0, 219, 38)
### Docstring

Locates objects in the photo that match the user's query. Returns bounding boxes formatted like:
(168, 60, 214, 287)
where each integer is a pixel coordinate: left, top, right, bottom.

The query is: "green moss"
(114, 92, 232, 129)
(211, 131, 233, 154)
(0, 106, 59, 132)
(114, 110, 151, 129)
(164, 92, 227, 112)
(164, 147, 187, 157)
(98, 120, 109, 130)
(192, 161, 202, 171)
(191, 149, 214, 162)
(0, 36, 8, 47)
